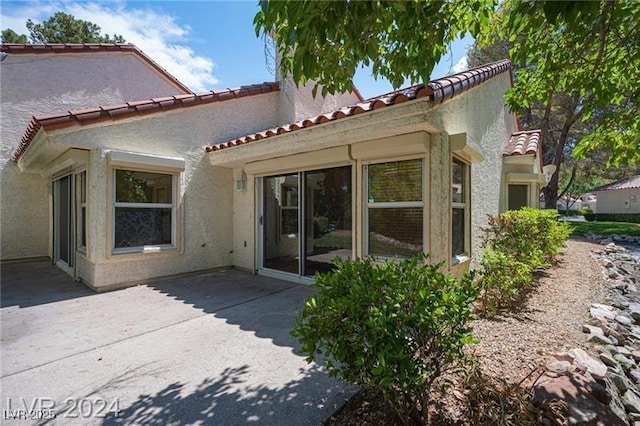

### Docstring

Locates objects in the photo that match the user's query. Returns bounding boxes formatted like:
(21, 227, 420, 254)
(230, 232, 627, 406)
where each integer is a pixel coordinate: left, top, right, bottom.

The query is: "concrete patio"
(1, 260, 353, 425)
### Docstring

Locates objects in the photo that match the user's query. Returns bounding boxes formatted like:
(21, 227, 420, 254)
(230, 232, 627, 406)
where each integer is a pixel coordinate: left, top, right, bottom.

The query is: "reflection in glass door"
(54, 174, 73, 268)
(262, 174, 300, 274)
(260, 166, 352, 278)
(304, 167, 352, 276)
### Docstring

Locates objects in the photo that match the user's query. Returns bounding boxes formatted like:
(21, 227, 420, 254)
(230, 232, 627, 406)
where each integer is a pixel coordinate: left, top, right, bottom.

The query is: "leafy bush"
(585, 213, 640, 224)
(482, 208, 569, 270)
(292, 255, 478, 425)
(478, 208, 569, 314)
(478, 250, 533, 314)
(584, 212, 596, 221)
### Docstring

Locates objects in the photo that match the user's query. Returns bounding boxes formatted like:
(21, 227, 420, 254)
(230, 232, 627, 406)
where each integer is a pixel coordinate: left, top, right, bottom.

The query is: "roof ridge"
(12, 81, 280, 162)
(1, 43, 192, 94)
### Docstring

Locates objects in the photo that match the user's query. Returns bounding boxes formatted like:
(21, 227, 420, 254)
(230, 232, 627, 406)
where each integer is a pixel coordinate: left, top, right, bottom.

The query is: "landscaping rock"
(546, 359, 573, 374)
(624, 390, 640, 414)
(570, 348, 608, 380)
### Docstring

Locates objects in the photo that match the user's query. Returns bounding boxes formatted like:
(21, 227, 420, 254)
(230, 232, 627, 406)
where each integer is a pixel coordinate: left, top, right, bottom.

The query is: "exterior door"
(259, 166, 352, 279)
(53, 175, 74, 269)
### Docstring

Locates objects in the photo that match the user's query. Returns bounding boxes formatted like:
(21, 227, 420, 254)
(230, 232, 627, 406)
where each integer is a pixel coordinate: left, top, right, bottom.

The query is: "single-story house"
(590, 176, 640, 214)
(1, 43, 547, 291)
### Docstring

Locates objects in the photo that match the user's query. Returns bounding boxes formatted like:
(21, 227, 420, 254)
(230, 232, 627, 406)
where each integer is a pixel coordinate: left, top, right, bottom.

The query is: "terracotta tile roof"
(590, 175, 640, 191)
(503, 130, 542, 156)
(206, 59, 512, 153)
(11, 82, 280, 162)
(0, 43, 192, 94)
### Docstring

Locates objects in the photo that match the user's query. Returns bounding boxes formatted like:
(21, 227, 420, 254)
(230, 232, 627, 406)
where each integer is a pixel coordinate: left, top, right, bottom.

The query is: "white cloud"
(452, 56, 469, 74)
(1, 1, 217, 92)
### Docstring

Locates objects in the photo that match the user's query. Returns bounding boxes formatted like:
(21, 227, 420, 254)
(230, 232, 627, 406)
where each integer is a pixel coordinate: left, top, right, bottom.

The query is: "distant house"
(590, 175, 640, 214)
(2, 42, 549, 291)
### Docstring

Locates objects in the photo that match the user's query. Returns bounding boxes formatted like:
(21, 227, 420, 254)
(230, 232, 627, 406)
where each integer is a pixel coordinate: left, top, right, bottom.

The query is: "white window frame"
(451, 156, 470, 263)
(363, 158, 425, 259)
(111, 168, 178, 254)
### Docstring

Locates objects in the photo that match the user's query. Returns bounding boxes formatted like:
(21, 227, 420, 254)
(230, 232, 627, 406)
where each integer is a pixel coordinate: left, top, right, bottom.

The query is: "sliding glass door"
(261, 166, 352, 278)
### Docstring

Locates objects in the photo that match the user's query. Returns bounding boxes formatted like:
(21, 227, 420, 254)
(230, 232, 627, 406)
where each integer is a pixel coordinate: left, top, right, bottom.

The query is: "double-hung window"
(366, 159, 424, 258)
(452, 158, 469, 260)
(113, 169, 175, 252)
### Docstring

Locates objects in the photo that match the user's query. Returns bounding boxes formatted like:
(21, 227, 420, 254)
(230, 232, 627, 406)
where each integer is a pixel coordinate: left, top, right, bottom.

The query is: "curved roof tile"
(206, 59, 512, 153)
(503, 130, 541, 156)
(11, 82, 280, 162)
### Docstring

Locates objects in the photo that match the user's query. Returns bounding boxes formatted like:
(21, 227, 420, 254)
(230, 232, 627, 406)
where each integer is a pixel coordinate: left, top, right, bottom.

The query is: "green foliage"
(1, 29, 27, 43)
(292, 255, 478, 424)
(499, 0, 640, 166)
(478, 250, 532, 314)
(2, 12, 125, 44)
(569, 220, 640, 236)
(255, 0, 497, 96)
(581, 213, 640, 225)
(257, 0, 640, 166)
(478, 208, 569, 314)
(483, 208, 570, 270)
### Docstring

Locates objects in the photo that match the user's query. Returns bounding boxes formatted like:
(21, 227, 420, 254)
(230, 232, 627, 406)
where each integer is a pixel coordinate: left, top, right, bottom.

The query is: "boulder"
(570, 348, 608, 379)
(532, 372, 627, 426)
(623, 389, 640, 414)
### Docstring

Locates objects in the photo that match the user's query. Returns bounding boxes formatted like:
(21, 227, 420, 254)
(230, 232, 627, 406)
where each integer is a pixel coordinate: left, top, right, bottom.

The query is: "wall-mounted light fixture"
(235, 170, 247, 192)
(542, 164, 557, 185)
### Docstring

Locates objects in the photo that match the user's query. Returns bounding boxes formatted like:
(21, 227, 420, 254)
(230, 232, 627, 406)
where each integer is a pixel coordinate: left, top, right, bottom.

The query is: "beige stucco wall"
(593, 188, 640, 214)
(0, 52, 189, 260)
(222, 72, 517, 276)
(45, 92, 280, 289)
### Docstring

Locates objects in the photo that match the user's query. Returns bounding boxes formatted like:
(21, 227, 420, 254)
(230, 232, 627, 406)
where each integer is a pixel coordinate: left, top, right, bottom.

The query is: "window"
(366, 159, 423, 258)
(452, 158, 469, 259)
(280, 180, 299, 235)
(508, 184, 529, 210)
(76, 171, 87, 252)
(113, 169, 175, 251)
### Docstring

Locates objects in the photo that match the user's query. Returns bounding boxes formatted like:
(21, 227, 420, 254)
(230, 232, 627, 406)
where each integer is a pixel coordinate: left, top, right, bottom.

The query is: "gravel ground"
(470, 237, 610, 384)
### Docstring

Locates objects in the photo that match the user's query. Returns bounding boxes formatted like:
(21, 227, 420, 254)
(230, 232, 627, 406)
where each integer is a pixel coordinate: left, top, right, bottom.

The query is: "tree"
(1, 12, 125, 44)
(255, 0, 639, 166)
(1, 29, 27, 43)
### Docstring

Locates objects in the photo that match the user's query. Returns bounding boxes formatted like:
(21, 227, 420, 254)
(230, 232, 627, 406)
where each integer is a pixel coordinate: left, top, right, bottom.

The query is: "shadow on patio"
(1, 259, 94, 308)
(96, 364, 348, 425)
(147, 269, 312, 351)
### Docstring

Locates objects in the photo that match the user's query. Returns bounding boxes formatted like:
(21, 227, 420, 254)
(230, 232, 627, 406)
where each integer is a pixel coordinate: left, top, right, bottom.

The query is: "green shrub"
(584, 212, 596, 221)
(578, 207, 593, 216)
(478, 250, 533, 314)
(483, 208, 569, 270)
(588, 213, 640, 224)
(478, 208, 569, 314)
(292, 255, 478, 425)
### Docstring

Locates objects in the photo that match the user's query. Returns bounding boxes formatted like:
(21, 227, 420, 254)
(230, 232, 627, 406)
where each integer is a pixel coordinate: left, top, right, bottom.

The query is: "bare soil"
(325, 237, 609, 425)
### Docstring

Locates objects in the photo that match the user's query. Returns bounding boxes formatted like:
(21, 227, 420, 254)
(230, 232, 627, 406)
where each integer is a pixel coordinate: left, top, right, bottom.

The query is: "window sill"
(451, 254, 471, 266)
(112, 245, 176, 255)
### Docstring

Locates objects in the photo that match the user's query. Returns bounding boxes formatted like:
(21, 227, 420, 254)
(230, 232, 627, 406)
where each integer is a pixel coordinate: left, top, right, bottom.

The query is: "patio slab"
(0, 261, 354, 425)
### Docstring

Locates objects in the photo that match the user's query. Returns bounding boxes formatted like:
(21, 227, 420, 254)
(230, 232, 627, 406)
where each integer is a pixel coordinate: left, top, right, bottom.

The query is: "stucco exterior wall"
(594, 188, 640, 214)
(223, 73, 516, 276)
(49, 92, 280, 288)
(1, 52, 189, 260)
(278, 77, 361, 124)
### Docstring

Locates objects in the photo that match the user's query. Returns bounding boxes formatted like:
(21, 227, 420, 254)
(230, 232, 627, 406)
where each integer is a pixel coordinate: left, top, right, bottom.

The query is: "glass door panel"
(262, 174, 300, 274)
(54, 175, 73, 267)
(303, 166, 352, 276)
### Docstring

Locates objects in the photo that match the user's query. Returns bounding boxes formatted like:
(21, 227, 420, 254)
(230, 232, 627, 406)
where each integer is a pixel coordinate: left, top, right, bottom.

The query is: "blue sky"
(1, 0, 475, 98)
